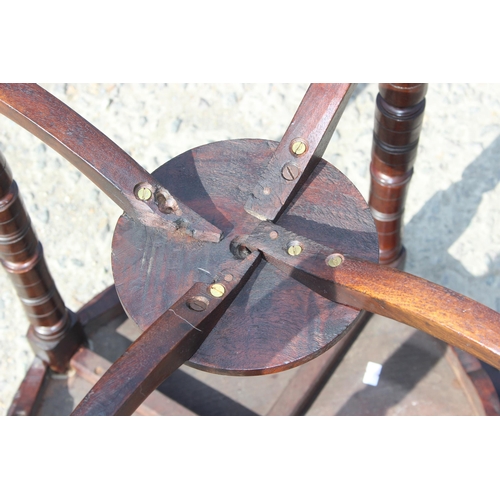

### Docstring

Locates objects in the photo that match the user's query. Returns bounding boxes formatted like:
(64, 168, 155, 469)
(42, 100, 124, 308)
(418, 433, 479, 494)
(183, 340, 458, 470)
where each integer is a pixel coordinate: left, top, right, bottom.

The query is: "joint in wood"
(27, 310, 86, 373)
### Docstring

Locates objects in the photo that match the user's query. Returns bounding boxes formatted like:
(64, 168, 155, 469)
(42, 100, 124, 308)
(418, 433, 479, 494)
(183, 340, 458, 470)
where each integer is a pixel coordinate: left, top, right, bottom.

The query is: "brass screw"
(281, 162, 300, 181)
(287, 240, 303, 256)
(188, 296, 210, 311)
(290, 138, 307, 156)
(224, 274, 233, 282)
(326, 253, 344, 267)
(136, 186, 152, 201)
(209, 283, 226, 298)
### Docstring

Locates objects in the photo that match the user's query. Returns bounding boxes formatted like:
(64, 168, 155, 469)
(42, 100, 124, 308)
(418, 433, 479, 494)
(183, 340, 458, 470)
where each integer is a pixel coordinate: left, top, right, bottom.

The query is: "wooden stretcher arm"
(0, 83, 221, 243)
(245, 83, 355, 222)
(71, 254, 260, 416)
(243, 222, 500, 369)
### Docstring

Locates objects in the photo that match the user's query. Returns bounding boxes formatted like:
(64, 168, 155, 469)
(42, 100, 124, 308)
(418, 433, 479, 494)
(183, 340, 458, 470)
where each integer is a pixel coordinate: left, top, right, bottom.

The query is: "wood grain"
(266, 310, 371, 415)
(245, 83, 355, 222)
(70, 348, 195, 416)
(72, 254, 259, 415)
(0, 84, 221, 243)
(245, 221, 500, 370)
(111, 139, 379, 375)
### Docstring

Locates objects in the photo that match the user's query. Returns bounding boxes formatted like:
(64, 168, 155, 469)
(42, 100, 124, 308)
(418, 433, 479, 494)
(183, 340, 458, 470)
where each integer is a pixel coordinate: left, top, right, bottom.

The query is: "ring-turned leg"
(0, 151, 84, 372)
(369, 83, 428, 267)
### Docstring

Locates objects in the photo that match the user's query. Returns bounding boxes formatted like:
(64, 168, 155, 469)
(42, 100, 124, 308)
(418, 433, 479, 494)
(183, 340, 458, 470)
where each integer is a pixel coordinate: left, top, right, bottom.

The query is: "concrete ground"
(0, 83, 499, 415)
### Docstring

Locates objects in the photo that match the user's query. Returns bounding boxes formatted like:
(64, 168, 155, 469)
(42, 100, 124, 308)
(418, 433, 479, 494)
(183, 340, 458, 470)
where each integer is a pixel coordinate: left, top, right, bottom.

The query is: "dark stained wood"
(267, 310, 371, 415)
(266, 79, 421, 411)
(467, 370, 500, 415)
(70, 348, 195, 416)
(245, 83, 355, 222)
(379, 84, 428, 108)
(4, 82, 497, 417)
(111, 139, 379, 375)
(245, 221, 500, 370)
(6, 287, 123, 416)
(369, 83, 428, 265)
(0, 84, 221, 243)
(72, 254, 260, 415)
(76, 285, 124, 330)
(0, 151, 84, 372)
(0, 151, 65, 329)
(451, 348, 500, 415)
(7, 356, 48, 416)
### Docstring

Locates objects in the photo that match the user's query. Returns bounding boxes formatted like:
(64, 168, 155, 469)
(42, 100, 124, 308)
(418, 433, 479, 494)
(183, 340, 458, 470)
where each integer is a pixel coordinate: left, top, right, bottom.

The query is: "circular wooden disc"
(112, 139, 378, 375)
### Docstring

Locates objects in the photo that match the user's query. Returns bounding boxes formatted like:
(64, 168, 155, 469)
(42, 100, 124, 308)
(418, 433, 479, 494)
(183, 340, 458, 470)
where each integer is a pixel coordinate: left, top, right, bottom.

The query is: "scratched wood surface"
(4, 88, 498, 414)
(73, 254, 260, 415)
(245, 84, 355, 221)
(0, 84, 221, 243)
(112, 139, 379, 374)
(245, 221, 500, 370)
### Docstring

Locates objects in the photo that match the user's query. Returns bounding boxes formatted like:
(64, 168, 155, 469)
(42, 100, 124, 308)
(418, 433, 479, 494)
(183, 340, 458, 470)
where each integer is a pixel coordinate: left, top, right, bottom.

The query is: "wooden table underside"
(112, 139, 379, 375)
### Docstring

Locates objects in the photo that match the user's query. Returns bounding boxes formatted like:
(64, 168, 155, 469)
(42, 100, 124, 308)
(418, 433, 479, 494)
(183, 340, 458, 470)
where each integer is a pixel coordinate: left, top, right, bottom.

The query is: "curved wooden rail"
(245, 222, 500, 370)
(0, 84, 221, 242)
(245, 83, 355, 221)
(4, 83, 498, 416)
(72, 254, 260, 416)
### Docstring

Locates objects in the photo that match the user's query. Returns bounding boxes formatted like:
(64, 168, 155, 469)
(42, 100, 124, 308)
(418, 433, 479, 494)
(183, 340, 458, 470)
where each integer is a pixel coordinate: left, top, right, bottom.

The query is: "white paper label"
(363, 361, 382, 386)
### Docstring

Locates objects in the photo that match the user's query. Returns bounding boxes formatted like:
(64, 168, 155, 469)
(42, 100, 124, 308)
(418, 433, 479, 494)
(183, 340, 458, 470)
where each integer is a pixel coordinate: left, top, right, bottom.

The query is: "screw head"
(136, 186, 152, 201)
(326, 253, 344, 267)
(281, 162, 300, 181)
(290, 138, 307, 156)
(224, 274, 233, 282)
(269, 230, 279, 240)
(209, 283, 226, 298)
(287, 240, 303, 256)
(187, 296, 210, 311)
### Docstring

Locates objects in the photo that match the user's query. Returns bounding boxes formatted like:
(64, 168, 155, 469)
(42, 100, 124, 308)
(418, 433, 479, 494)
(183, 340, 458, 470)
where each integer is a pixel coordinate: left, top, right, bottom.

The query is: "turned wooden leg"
(0, 151, 84, 372)
(369, 83, 428, 267)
